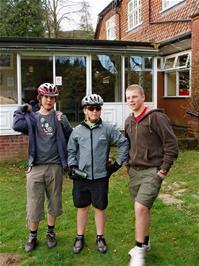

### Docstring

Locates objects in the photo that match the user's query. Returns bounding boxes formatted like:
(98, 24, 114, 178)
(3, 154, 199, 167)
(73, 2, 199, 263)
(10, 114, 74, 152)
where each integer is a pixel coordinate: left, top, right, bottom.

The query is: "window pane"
(179, 70, 190, 96)
(130, 56, 142, 71)
(167, 72, 176, 96)
(164, 57, 175, 69)
(163, 0, 184, 9)
(128, 0, 141, 29)
(55, 56, 86, 123)
(92, 55, 122, 102)
(0, 52, 17, 104)
(106, 16, 116, 40)
(176, 54, 188, 68)
(157, 58, 162, 70)
(144, 57, 153, 69)
(125, 56, 152, 101)
(21, 56, 53, 109)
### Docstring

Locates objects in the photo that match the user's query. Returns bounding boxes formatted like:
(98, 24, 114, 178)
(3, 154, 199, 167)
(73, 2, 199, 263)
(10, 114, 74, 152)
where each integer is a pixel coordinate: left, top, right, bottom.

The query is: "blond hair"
(126, 84, 145, 96)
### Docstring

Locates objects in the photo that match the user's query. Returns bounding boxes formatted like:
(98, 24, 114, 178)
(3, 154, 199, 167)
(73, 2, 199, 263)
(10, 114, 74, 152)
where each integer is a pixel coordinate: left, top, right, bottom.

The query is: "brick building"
(95, 0, 199, 127)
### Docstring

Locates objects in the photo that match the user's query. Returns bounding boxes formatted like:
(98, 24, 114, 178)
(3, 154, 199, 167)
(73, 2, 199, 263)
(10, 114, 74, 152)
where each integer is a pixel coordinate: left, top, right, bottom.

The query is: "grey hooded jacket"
(67, 119, 129, 180)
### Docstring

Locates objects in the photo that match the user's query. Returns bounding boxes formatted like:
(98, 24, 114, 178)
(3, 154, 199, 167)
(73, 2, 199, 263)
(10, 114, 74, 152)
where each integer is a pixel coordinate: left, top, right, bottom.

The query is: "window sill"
(163, 96, 191, 99)
(127, 22, 143, 33)
(161, 0, 185, 13)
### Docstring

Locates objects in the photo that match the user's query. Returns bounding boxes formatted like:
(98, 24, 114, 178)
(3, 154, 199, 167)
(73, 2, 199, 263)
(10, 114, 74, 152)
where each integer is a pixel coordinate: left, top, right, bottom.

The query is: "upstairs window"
(128, 0, 142, 30)
(162, 0, 184, 10)
(106, 16, 116, 40)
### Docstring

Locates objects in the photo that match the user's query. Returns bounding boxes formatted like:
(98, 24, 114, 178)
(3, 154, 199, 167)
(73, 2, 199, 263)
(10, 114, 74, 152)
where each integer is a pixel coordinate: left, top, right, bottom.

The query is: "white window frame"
(128, 0, 142, 31)
(163, 51, 191, 70)
(163, 51, 191, 98)
(162, 0, 185, 11)
(105, 15, 116, 40)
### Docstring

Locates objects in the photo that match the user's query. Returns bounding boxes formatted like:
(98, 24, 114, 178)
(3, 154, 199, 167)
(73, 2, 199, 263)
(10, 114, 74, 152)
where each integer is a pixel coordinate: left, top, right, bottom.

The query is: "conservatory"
(0, 37, 159, 135)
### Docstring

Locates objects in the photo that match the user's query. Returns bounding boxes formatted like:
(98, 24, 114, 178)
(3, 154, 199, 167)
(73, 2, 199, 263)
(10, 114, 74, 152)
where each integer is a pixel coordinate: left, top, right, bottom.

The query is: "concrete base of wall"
(0, 135, 28, 162)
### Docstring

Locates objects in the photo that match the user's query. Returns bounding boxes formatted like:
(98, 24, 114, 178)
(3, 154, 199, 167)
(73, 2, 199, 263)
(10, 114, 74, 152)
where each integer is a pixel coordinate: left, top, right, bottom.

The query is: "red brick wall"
(96, 0, 198, 127)
(191, 14, 199, 91)
(156, 72, 190, 126)
(0, 135, 28, 162)
(97, 0, 195, 42)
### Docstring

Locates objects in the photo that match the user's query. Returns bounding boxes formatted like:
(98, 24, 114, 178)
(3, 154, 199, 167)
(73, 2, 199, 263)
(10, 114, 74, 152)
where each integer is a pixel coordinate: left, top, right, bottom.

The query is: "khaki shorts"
(26, 164, 63, 222)
(128, 167, 162, 209)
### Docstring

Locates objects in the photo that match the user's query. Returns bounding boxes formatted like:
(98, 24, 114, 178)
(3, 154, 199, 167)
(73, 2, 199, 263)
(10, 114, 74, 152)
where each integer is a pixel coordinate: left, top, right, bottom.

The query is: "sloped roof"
(159, 32, 191, 55)
(0, 36, 159, 55)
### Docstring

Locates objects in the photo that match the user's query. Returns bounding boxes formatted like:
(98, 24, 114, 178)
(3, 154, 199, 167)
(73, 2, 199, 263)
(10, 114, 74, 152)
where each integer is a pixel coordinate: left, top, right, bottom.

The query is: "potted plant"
(179, 87, 190, 96)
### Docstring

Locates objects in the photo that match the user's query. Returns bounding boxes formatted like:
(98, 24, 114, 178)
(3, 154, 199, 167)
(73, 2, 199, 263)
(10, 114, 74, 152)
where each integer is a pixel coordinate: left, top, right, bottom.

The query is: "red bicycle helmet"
(37, 83, 59, 96)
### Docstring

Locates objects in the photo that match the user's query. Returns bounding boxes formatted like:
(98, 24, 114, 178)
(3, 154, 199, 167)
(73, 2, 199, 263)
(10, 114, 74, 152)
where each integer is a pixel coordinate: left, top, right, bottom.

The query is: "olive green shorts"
(128, 167, 162, 209)
(26, 164, 63, 222)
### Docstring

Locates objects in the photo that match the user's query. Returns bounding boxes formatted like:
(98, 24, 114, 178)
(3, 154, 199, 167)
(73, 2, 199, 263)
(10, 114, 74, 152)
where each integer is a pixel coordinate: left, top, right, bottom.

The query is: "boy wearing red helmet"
(13, 83, 72, 252)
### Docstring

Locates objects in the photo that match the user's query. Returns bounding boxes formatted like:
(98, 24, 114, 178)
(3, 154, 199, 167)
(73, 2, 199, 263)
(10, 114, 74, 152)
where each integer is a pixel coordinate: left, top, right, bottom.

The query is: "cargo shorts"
(26, 164, 63, 222)
(128, 166, 163, 209)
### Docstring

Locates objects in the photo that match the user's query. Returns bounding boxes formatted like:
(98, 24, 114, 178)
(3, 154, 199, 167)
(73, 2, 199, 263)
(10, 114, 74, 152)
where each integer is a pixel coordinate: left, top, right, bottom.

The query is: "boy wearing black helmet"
(67, 94, 129, 254)
(13, 83, 72, 252)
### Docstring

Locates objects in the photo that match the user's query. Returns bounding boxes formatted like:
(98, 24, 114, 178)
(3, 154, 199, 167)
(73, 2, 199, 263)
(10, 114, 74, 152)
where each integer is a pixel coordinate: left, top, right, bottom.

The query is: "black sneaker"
(24, 235, 37, 252)
(73, 235, 84, 254)
(96, 236, 107, 254)
(46, 232, 57, 248)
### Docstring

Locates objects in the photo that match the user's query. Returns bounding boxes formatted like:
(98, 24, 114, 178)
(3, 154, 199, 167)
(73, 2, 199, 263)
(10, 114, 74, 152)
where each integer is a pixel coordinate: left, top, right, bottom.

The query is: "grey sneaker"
(143, 240, 151, 251)
(73, 235, 84, 254)
(96, 236, 107, 254)
(46, 232, 57, 248)
(24, 235, 37, 252)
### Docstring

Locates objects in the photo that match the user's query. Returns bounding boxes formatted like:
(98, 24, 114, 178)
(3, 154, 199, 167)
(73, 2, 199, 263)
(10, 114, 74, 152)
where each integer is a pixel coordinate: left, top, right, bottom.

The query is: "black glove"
(68, 165, 78, 179)
(107, 161, 121, 178)
(21, 104, 32, 113)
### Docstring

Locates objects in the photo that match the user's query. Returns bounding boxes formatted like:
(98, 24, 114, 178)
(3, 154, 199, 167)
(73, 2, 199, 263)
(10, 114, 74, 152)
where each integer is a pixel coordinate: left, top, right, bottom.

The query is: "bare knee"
(78, 206, 89, 214)
(135, 201, 149, 215)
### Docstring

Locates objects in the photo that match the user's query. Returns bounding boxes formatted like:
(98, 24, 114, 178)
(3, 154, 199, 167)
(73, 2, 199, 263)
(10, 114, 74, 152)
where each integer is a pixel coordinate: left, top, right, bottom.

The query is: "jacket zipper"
(90, 129, 94, 180)
(133, 122, 138, 162)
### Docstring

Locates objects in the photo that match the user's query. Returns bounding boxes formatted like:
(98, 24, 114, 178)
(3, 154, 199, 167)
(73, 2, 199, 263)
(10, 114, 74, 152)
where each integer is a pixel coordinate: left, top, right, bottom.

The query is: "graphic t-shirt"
(34, 112, 61, 165)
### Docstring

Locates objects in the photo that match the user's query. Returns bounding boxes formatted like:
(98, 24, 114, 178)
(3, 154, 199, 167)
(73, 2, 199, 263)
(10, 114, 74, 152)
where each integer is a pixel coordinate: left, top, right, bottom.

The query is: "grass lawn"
(0, 150, 199, 266)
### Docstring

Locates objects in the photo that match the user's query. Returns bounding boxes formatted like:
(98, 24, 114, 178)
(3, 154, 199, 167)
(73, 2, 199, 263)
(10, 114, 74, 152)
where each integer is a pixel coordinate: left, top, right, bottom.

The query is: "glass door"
(55, 56, 87, 125)
(21, 55, 53, 111)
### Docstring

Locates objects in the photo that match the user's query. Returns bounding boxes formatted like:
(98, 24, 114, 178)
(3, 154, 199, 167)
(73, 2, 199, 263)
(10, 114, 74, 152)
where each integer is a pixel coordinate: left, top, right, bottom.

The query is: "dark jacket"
(125, 109, 179, 172)
(13, 106, 72, 169)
